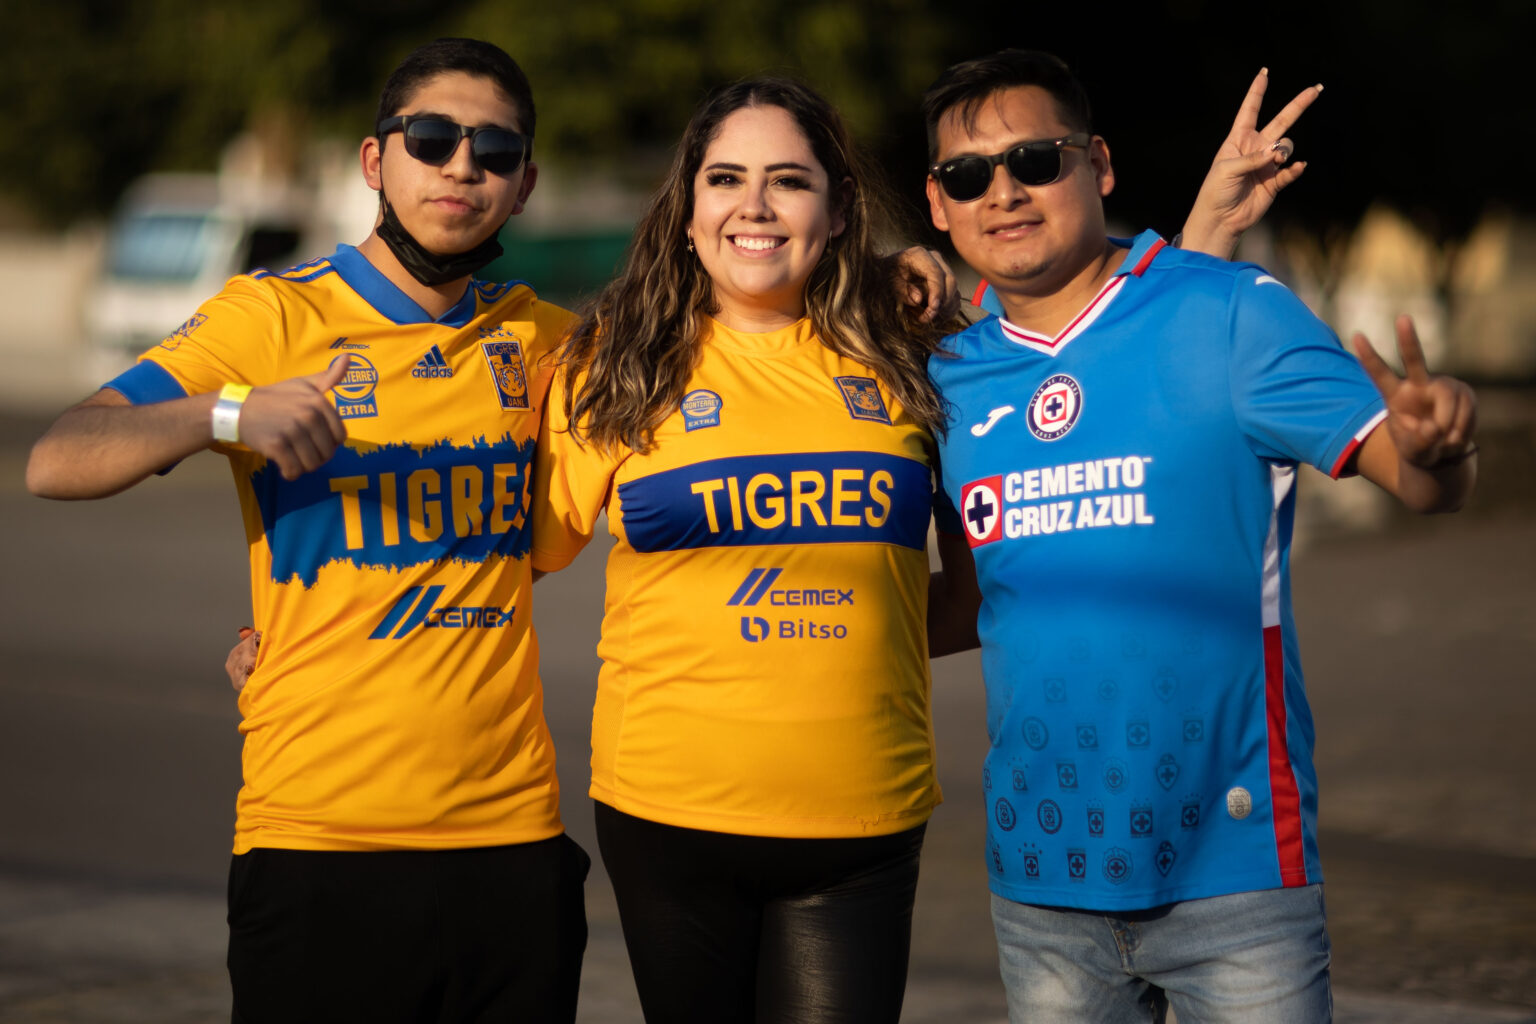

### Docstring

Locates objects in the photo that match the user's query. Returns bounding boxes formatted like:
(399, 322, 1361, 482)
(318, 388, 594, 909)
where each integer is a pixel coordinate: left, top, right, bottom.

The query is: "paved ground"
(1, 400, 1533, 1022)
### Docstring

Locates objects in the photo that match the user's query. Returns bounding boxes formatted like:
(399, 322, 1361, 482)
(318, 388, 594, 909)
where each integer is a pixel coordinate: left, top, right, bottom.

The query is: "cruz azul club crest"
(1027, 373, 1082, 441)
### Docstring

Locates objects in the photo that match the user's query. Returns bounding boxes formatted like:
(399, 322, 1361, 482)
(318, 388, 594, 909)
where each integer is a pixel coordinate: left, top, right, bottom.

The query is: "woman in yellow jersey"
(532, 79, 958, 1023)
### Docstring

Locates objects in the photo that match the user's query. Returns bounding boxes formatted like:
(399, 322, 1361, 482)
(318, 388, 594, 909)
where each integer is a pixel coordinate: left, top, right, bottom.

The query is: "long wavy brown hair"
(561, 76, 957, 453)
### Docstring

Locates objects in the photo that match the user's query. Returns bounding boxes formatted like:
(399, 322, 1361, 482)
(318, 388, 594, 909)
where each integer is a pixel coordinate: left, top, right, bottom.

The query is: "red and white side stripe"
(1261, 463, 1309, 886)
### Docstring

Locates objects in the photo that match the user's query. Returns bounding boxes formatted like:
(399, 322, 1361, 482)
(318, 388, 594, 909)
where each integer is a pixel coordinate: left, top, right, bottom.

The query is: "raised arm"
(1351, 315, 1478, 513)
(1180, 69, 1323, 259)
(27, 357, 352, 500)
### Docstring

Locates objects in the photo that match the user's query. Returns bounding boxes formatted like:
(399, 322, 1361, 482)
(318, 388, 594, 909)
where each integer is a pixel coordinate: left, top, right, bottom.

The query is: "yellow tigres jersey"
(106, 245, 572, 853)
(533, 317, 941, 838)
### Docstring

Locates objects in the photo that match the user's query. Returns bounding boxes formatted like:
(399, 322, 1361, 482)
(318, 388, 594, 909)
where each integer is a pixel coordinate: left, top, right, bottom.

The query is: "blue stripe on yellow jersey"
(104, 243, 572, 854)
(617, 450, 930, 552)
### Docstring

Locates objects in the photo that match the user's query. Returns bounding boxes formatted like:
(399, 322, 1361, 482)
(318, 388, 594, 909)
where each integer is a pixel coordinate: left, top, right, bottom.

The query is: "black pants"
(227, 835, 590, 1024)
(594, 801, 926, 1024)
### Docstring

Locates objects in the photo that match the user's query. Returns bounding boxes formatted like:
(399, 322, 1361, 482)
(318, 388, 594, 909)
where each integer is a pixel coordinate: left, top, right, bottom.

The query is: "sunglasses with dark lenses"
(377, 115, 531, 175)
(930, 133, 1092, 202)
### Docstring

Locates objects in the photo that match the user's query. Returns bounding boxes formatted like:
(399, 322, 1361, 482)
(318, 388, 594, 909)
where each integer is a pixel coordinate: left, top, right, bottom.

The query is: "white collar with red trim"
(977, 231, 1169, 357)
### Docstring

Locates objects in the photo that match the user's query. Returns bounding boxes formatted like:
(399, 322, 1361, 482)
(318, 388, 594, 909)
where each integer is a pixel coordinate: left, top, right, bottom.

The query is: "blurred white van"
(84, 173, 309, 377)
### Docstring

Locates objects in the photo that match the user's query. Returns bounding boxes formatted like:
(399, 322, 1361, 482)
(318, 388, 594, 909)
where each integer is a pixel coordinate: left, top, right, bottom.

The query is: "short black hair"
(375, 37, 536, 140)
(922, 49, 1092, 161)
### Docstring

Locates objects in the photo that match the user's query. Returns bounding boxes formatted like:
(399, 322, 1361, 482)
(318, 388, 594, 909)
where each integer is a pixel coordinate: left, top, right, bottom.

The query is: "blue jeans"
(990, 885, 1332, 1024)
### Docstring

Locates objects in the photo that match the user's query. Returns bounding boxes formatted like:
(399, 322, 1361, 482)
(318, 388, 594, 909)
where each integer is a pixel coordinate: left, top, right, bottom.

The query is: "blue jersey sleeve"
(1227, 269, 1386, 475)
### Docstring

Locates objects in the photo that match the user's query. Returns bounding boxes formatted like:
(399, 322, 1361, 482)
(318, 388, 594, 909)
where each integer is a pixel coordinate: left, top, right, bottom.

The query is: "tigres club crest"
(835, 376, 891, 424)
(480, 331, 529, 410)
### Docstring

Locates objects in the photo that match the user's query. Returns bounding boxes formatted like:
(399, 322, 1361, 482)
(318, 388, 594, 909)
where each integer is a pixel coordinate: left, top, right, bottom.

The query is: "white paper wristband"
(211, 383, 252, 443)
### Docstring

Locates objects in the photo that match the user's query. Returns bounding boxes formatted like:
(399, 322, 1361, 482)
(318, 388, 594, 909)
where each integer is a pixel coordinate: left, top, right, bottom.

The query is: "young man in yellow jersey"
(28, 38, 590, 1023)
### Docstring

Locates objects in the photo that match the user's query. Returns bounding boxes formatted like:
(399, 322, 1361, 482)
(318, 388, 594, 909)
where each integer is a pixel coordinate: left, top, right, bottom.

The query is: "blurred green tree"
(0, 0, 466, 221)
(2, 0, 1530, 240)
(447, 0, 958, 207)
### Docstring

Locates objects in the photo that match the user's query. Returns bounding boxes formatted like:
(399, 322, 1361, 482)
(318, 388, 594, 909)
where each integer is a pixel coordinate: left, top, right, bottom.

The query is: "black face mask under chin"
(376, 194, 505, 287)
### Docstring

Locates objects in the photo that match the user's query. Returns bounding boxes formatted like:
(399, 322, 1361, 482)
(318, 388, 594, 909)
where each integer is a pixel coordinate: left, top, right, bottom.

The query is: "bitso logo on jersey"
(960, 476, 1003, 547)
(1027, 373, 1082, 441)
(333, 355, 380, 419)
(158, 313, 208, 351)
(479, 327, 529, 410)
(835, 376, 892, 424)
(681, 389, 722, 431)
(727, 567, 853, 642)
(412, 345, 453, 379)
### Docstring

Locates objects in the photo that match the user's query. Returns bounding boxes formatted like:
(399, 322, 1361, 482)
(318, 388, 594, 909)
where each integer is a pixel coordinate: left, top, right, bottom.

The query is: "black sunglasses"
(929, 133, 1092, 202)
(377, 115, 531, 175)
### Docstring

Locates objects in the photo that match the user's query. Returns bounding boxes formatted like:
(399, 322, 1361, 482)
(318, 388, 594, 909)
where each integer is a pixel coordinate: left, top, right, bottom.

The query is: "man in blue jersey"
(921, 50, 1477, 1023)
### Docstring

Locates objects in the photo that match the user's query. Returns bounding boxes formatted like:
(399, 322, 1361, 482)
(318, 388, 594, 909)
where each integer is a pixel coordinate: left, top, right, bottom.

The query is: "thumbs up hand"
(236, 355, 351, 480)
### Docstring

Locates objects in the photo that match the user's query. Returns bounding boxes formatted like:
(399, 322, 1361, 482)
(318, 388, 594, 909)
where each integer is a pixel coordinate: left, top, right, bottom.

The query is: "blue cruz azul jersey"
(933, 232, 1387, 909)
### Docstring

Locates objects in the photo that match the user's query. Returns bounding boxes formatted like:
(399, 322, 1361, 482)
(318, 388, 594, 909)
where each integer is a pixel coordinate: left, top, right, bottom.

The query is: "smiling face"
(362, 70, 537, 256)
(927, 85, 1113, 302)
(688, 104, 846, 331)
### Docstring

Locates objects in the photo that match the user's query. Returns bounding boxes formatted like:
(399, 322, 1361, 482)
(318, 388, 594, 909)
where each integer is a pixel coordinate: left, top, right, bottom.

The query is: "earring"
(686, 238, 694, 253)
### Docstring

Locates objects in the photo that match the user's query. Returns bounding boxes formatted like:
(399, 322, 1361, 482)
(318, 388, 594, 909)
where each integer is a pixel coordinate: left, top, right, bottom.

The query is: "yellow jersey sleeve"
(124, 273, 285, 394)
(531, 366, 625, 574)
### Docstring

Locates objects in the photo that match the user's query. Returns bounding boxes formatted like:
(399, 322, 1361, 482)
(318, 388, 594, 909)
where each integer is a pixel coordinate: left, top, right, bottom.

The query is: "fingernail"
(1315, 83, 1324, 93)
(1260, 67, 1269, 75)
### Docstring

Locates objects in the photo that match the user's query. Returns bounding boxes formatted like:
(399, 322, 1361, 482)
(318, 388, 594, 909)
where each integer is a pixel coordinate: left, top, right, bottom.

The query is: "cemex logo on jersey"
(369, 584, 515, 639)
(727, 568, 854, 608)
(959, 456, 1155, 549)
(412, 345, 453, 379)
(729, 568, 852, 642)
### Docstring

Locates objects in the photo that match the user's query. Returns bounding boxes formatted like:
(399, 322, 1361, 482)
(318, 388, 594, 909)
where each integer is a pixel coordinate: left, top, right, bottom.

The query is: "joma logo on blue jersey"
(727, 568, 854, 607)
(370, 585, 515, 639)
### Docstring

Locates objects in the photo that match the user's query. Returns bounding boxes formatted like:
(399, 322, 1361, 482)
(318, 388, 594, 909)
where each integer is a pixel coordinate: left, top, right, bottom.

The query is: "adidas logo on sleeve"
(412, 345, 454, 379)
